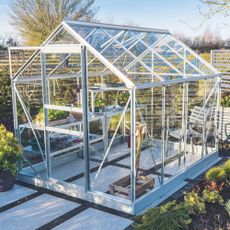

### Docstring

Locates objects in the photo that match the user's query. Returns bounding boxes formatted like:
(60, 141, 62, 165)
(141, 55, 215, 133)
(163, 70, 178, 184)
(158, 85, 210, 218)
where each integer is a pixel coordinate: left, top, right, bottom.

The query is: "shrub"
(134, 201, 192, 230)
(0, 68, 13, 130)
(225, 200, 230, 216)
(183, 191, 206, 215)
(221, 95, 230, 107)
(205, 167, 226, 183)
(222, 159, 230, 183)
(205, 160, 230, 185)
(0, 124, 22, 175)
(202, 189, 224, 205)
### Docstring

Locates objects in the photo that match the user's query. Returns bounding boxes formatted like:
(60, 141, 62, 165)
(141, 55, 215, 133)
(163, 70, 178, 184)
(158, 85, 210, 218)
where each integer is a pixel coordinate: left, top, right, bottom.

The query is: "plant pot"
(0, 170, 15, 192)
(109, 174, 155, 199)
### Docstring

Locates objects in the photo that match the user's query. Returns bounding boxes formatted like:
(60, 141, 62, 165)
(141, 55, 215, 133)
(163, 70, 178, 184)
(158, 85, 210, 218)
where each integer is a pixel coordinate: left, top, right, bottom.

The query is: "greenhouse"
(9, 20, 221, 214)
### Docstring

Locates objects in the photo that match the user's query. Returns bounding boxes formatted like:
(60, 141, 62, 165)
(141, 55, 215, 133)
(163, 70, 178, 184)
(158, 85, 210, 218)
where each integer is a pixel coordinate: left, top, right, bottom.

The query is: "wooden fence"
(211, 49, 230, 140)
(0, 50, 9, 71)
(211, 49, 230, 92)
(219, 107, 230, 140)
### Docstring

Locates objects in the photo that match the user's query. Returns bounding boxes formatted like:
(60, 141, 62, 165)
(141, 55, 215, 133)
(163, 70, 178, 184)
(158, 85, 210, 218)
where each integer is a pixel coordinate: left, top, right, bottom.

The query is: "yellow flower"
(188, 197, 195, 203)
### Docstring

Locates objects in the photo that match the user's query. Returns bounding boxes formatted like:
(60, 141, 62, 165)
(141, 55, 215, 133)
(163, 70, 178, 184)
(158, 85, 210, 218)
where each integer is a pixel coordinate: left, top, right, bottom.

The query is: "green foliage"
(205, 160, 230, 185)
(0, 124, 22, 175)
(200, 53, 211, 63)
(221, 95, 230, 107)
(225, 200, 230, 216)
(94, 98, 106, 109)
(134, 201, 192, 230)
(0, 68, 13, 130)
(205, 166, 226, 183)
(222, 159, 230, 182)
(35, 107, 68, 122)
(183, 191, 206, 215)
(202, 189, 224, 205)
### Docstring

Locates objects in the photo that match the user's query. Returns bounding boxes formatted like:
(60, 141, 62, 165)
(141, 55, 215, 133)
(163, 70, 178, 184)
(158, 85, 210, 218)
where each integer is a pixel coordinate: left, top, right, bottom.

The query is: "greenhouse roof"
(11, 20, 220, 88)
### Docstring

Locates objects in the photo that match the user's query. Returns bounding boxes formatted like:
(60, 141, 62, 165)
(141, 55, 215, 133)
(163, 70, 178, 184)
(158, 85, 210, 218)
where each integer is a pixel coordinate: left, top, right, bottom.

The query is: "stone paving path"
(0, 182, 133, 230)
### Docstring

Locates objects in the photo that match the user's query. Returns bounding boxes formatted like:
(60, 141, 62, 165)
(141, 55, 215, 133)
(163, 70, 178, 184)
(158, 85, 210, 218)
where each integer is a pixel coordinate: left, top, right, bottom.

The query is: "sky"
(1, 0, 230, 41)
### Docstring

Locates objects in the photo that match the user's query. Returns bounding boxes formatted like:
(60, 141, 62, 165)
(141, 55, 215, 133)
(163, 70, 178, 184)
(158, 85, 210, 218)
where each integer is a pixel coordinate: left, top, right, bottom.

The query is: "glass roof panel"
(63, 20, 219, 85)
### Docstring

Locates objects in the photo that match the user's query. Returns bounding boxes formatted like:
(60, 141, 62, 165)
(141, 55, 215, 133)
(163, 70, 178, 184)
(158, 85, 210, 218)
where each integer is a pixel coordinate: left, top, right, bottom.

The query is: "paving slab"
(49, 158, 99, 181)
(0, 194, 79, 230)
(53, 208, 133, 230)
(93, 142, 130, 161)
(117, 146, 176, 170)
(0, 185, 35, 208)
(73, 165, 130, 193)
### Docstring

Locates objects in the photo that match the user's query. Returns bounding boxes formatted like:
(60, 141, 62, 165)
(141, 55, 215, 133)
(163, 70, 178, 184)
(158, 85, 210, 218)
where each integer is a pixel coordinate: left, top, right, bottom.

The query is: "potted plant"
(0, 124, 22, 192)
(35, 107, 69, 126)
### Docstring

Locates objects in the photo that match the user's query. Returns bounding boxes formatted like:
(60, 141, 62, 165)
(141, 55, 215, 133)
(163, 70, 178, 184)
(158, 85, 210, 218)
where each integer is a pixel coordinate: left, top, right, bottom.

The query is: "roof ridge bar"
(64, 20, 170, 34)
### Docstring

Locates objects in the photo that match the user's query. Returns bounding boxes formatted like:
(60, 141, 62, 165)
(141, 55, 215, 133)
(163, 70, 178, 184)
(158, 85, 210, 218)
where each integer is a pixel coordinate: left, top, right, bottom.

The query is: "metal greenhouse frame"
(9, 20, 221, 214)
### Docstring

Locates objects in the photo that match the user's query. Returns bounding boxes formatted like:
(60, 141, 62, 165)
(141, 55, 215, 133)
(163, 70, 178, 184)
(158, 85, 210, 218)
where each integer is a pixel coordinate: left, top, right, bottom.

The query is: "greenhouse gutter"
(135, 73, 222, 89)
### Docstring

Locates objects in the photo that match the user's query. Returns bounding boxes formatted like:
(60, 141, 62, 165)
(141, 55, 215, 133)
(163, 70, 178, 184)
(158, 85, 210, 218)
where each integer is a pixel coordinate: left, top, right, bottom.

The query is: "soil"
(189, 185, 230, 230)
(190, 203, 230, 230)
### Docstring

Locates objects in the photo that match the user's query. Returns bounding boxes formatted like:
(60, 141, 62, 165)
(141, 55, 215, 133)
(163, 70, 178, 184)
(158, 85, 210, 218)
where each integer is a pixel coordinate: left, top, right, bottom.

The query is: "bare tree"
(10, 0, 99, 45)
(0, 36, 18, 50)
(175, 27, 224, 53)
(200, 0, 230, 19)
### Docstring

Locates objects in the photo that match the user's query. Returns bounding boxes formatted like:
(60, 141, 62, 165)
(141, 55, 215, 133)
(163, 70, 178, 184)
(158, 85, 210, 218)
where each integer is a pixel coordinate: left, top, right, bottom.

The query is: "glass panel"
(48, 28, 78, 45)
(87, 88, 132, 200)
(135, 87, 163, 198)
(164, 84, 184, 177)
(185, 80, 204, 168)
(205, 78, 218, 155)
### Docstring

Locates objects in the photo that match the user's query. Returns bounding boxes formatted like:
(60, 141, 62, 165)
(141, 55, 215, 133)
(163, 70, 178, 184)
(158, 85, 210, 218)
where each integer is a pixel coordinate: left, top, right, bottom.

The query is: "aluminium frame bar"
(13, 71, 114, 83)
(135, 73, 221, 89)
(130, 88, 136, 202)
(64, 20, 170, 34)
(41, 53, 51, 178)
(81, 46, 90, 191)
(161, 86, 166, 185)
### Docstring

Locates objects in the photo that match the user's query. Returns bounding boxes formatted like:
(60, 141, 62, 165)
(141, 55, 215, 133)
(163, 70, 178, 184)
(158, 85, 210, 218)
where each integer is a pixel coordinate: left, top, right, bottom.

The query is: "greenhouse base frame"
(17, 151, 220, 214)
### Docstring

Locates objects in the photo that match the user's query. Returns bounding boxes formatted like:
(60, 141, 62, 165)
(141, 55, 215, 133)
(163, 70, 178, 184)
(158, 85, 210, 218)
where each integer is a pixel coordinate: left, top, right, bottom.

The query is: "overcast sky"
(1, 0, 230, 40)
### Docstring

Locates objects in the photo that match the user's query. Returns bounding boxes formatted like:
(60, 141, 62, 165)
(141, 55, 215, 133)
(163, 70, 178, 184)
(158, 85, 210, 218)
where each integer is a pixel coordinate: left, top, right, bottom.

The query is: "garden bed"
(133, 158, 230, 230)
